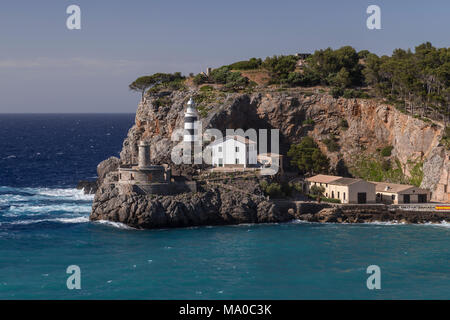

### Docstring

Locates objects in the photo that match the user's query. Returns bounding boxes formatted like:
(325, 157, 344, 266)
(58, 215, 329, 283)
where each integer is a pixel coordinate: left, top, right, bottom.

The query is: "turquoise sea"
(0, 114, 449, 299)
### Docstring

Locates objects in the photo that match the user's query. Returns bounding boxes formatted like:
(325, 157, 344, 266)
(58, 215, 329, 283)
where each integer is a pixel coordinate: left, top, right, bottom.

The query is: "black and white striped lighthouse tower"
(183, 97, 199, 163)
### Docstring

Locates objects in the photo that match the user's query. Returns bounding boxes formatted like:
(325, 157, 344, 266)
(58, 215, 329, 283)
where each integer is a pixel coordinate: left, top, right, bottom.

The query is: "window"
(343, 192, 346, 200)
(236, 147, 239, 152)
(331, 191, 334, 198)
(391, 195, 395, 200)
(218, 146, 222, 152)
(337, 191, 340, 198)
(218, 158, 223, 166)
(235, 158, 239, 164)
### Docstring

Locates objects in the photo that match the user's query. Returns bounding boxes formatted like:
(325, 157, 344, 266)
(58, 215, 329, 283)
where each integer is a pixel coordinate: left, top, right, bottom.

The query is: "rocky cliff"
(91, 180, 291, 229)
(115, 88, 449, 202)
(89, 87, 449, 228)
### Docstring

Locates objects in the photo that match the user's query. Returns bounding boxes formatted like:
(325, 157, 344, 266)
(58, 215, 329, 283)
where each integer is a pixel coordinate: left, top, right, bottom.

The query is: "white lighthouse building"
(183, 97, 199, 143)
(182, 97, 202, 164)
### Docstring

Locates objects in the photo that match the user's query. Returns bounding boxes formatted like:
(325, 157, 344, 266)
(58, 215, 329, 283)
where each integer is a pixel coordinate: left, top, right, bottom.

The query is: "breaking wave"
(0, 186, 93, 230)
(95, 220, 136, 230)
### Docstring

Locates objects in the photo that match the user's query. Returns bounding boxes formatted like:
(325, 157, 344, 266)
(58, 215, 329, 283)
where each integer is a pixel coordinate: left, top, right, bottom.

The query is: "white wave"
(34, 188, 94, 201)
(364, 220, 407, 226)
(0, 186, 94, 201)
(291, 219, 449, 228)
(10, 216, 89, 225)
(95, 220, 136, 230)
(423, 221, 450, 228)
(289, 219, 315, 224)
(7, 203, 92, 215)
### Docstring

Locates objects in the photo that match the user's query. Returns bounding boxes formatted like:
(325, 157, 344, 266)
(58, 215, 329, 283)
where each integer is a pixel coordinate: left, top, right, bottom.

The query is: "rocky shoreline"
(295, 204, 448, 225)
(87, 87, 449, 229)
(89, 172, 448, 229)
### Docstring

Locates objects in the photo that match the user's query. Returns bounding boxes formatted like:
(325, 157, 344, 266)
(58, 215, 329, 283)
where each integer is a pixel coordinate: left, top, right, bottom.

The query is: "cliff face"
(91, 182, 290, 229)
(117, 89, 449, 202)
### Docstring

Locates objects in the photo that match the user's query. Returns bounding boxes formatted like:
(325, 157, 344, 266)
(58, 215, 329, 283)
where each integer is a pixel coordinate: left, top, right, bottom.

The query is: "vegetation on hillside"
(363, 42, 449, 122)
(129, 72, 185, 100)
(349, 154, 424, 187)
(130, 43, 449, 125)
(288, 136, 329, 175)
(193, 66, 251, 90)
(228, 58, 262, 70)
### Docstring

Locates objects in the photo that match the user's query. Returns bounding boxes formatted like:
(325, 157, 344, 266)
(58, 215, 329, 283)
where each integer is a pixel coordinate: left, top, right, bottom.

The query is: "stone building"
(306, 174, 376, 204)
(372, 182, 430, 204)
(118, 140, 196, 195)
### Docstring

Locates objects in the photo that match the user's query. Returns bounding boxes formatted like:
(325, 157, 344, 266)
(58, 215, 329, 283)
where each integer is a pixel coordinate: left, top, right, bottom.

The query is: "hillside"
(116, 85, 448, 202)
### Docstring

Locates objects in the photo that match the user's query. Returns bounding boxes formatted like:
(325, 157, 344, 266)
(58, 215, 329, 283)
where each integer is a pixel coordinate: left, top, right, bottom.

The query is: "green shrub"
(342, 89, 370, 99)
(310, 185, 325, 197)
(262, 55, 298, 84)
(302, 118, 315, 126)
(228, 58, 262, 70)
(193, 73, 208, 85)
(331, 87, 344, 98)
(320, 197, 341, 203)
(153, 96, 171, 108)
(323, 134, 340, 152)
(288, 136, 330, 174)
(380, 145, 394, 157)
(340, 119, 349, 129)
(292, 182, 304, 193)
(260, 182, 284, 198)
(349, 155, 407, 184)
(199, 85, 214, 92)
(408, 160, 424, 187)
(441, 126, 450, 150)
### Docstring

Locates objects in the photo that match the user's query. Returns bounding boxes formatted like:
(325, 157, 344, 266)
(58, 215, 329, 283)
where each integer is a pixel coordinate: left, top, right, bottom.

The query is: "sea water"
(0, 114, 449, 299)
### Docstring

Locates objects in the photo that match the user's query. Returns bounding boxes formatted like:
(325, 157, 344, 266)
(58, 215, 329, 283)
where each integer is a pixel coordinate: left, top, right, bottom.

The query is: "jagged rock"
(90, 182, 290, 229)
(97, 156, 120, 185)
(296, 205, 448, 224)
(90, 87, 450, 229)
(115, 89, 448, 201)
(76, 180, 97, 194)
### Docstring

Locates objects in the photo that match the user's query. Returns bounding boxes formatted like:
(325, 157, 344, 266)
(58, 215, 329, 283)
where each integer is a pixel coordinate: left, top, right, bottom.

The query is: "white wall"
(211, 138, 257, 166)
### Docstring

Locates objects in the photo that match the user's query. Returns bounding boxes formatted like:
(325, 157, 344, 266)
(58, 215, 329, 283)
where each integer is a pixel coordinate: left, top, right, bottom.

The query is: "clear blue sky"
(0, 0, 448, 113)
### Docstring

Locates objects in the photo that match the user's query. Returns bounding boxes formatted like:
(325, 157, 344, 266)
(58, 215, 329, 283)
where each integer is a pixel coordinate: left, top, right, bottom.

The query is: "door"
(357, 192, 367, 204)
(403, 194, 410, 203)
(418, 194, 427, 203)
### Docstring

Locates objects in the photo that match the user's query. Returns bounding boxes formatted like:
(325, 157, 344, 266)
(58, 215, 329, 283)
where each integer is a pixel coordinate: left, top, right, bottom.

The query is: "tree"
(288, 136, 329, 174)
(129, 76, 155, 101)
(310, 185, 325, 197)
(129, 73, 184, 100)
(262, 55, 298, 83)
(304, 46, 363, 88)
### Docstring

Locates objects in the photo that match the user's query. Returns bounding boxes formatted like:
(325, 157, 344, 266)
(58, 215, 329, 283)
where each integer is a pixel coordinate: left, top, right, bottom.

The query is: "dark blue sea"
(0, 114, 449, 299)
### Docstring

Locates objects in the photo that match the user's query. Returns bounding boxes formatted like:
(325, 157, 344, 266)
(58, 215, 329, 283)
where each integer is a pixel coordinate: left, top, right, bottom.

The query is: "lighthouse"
(183, 97, 199, 143)
(183, 97, 200, 164)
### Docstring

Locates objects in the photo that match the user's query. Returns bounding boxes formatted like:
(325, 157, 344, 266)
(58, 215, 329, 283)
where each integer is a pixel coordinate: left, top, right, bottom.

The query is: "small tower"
(183, 97, 200, 164)
(183, 97, 198, 143)
(138, 140, 151, 168)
